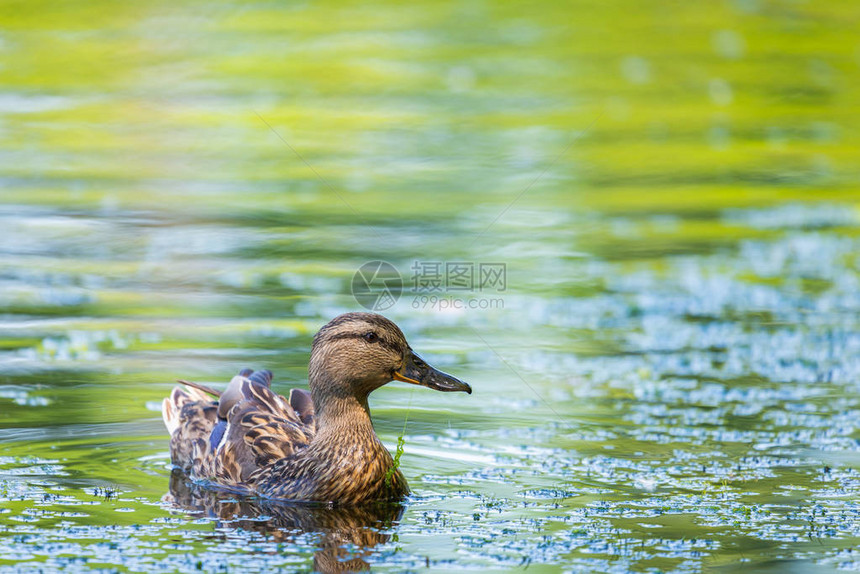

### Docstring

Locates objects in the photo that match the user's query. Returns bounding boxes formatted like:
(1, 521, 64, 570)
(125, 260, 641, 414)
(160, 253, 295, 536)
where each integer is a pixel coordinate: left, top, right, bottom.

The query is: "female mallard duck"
(162, 312, 471, 504)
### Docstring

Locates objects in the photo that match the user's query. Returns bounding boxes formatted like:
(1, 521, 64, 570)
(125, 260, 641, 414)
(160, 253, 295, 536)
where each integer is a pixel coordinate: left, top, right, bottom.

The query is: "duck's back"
(162, 369, 315, 490)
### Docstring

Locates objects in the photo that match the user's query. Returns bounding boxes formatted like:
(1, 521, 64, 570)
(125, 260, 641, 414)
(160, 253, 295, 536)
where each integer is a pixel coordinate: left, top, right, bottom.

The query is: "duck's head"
(309, 312, 471, 400)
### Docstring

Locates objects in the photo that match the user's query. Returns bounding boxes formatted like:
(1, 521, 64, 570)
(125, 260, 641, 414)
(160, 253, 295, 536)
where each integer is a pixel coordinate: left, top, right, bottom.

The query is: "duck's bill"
(393, 350, 472, 394)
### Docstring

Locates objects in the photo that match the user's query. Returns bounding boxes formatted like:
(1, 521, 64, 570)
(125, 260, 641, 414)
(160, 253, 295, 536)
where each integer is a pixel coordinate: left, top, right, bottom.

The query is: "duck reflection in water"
(165, 468, 405, 573)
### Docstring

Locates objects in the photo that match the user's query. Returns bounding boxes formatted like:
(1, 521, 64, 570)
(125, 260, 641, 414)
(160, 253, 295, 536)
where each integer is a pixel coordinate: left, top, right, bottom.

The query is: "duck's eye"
(363, 332, 379, 343)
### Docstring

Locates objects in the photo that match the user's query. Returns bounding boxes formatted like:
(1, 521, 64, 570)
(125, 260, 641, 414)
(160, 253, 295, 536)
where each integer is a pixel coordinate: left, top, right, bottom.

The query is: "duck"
(161, 312, 472, 504)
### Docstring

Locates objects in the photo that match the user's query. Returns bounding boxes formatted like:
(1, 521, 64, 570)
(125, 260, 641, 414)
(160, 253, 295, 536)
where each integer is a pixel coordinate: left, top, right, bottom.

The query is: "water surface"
(1, 0, 860, 572)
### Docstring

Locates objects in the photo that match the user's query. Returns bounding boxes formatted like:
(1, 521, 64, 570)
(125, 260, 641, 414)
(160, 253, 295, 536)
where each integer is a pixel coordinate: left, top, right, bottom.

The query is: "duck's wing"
(163, 369, 314, 488)
(211, 378, 315, 486)
(288, 388, 315, 427)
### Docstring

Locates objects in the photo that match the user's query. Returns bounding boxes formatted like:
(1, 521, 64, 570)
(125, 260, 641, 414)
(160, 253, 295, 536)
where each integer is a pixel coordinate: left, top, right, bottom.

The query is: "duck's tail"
(162, 385, 219, 474)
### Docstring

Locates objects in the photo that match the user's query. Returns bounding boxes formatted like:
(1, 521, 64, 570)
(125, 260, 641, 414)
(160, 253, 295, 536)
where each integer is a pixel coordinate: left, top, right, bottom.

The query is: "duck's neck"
(313, 391, 375, 437)
(306, 376, 409, 502)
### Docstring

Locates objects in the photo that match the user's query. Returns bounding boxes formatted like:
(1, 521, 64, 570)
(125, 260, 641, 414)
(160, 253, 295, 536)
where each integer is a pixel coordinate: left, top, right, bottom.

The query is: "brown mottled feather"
(163, 386, 218, 473)
(163, 371, 315, 488)
(244, 419, 311, 466)
(289, 388, 315, 426)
